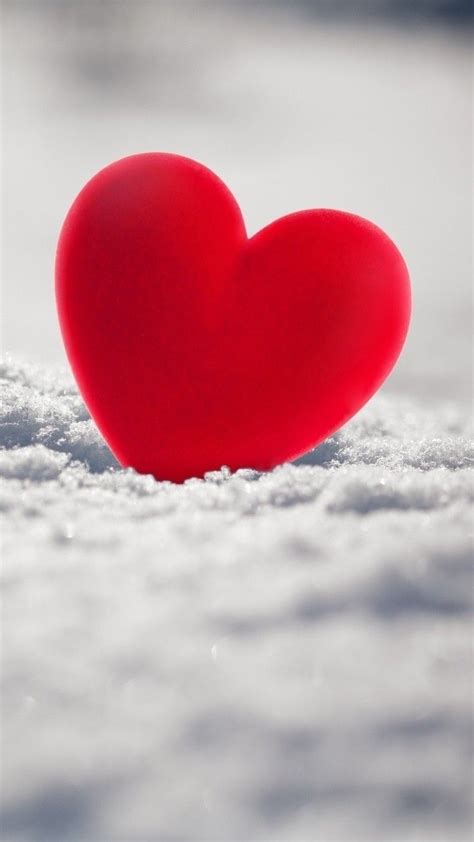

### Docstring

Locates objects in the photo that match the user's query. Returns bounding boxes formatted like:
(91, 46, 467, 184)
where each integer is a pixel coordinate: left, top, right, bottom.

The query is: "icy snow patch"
(1, 356, 473, 842)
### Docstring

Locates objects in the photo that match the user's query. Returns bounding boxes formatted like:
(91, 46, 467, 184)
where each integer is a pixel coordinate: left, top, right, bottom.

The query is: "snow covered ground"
(1, 356, 472, 841)
(2, 2, 473, 840)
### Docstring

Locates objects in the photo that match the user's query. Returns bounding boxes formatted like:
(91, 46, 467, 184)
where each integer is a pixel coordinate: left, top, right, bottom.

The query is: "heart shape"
(56, 153, 410, 482)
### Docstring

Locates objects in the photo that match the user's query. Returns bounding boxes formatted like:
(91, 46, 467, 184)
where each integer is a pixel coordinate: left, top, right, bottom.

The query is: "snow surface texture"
(1, 356, 473, 842)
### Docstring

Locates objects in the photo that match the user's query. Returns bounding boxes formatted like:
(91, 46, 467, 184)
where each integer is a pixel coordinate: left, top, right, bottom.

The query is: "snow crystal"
(1, 356, 472, 842)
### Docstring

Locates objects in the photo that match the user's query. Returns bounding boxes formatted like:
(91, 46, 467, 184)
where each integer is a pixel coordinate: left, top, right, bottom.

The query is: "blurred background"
(2, 0, 472, 405)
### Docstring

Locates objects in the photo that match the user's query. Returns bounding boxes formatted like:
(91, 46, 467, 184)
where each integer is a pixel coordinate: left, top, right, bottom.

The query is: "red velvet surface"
(56, 153, 411, 482)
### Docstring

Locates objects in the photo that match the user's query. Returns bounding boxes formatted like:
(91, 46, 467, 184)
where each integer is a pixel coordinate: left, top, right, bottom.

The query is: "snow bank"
(1, 356, 472, 841)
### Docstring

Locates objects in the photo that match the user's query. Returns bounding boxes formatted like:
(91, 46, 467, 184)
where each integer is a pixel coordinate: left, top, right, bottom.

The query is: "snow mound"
(1, 356, 472, 842)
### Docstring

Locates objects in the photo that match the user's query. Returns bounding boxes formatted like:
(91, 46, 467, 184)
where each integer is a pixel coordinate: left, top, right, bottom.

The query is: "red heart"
(56, 153, 410, 482)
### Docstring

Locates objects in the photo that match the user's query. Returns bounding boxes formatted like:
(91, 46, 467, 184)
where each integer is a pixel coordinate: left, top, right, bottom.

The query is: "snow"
(1, 355, 472, 841)
(2, 3, 473, 838)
